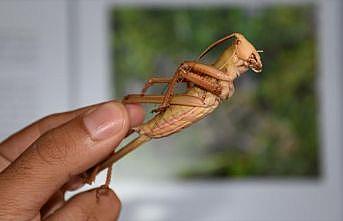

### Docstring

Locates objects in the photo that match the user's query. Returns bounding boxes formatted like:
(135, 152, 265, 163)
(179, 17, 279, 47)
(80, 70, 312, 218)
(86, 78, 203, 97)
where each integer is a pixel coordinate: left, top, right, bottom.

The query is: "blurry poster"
(0, 1, 70, 140)
(111, 6, 320, 179)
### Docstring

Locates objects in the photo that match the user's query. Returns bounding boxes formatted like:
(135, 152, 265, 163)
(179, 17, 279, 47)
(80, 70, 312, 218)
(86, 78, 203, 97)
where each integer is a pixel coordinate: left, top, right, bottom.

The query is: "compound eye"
(250, 53, 258, 62)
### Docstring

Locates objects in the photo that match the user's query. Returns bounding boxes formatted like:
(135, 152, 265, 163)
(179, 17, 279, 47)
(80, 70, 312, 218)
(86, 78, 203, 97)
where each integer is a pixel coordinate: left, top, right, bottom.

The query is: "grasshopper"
(85, 33, 263, 187)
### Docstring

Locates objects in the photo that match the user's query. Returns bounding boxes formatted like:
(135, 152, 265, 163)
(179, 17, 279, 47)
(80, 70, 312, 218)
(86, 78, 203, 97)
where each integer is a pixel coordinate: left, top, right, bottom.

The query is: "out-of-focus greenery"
(111, 5, 319, 178)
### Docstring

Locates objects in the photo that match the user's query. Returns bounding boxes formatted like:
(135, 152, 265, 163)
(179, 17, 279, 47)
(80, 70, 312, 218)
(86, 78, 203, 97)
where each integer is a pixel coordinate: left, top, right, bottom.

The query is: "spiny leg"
(152, 77, 195, 112)
(96, 166, 113, 200)
(152, 61, 229, 112)
(182, 61, 233, 81)
(132, 61, 228, 113)
(85, 165, 100, 184)
(123, 94, 209, 107)
(87, 135, 151, 182)
(141, 77, 173, 94)
(138, 75, 191, 113)
(153, 67, 188, 113)
(179, 71, 222, 96)
(123, 94, 165, 105)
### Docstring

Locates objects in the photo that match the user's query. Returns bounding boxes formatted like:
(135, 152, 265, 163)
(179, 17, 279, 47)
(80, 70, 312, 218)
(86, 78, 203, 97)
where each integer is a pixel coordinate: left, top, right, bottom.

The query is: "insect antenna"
(197, 33, 238, 61)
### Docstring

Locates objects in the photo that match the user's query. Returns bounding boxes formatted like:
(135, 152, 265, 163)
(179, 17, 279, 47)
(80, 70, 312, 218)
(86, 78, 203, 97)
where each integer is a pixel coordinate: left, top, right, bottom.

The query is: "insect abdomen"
(138, 89, 219, 138)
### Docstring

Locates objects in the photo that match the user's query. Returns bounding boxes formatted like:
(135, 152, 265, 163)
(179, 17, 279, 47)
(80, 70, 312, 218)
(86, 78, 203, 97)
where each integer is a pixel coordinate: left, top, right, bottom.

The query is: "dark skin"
(0, 101, 145, 221)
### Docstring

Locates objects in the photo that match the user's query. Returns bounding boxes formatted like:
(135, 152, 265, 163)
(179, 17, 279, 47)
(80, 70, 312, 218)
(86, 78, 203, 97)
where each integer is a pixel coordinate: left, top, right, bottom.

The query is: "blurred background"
(0, 0, 343, 221)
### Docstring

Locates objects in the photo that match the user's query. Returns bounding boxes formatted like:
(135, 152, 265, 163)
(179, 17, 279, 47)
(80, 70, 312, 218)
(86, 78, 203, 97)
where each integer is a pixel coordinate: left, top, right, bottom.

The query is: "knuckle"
(37, 113, 61, 134)
(0, 196, 32, 220)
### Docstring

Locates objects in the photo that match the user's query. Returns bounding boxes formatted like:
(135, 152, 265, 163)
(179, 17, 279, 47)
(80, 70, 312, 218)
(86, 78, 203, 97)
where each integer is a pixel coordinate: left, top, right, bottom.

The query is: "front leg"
(180, 71, 222, 96)
(141, 77, 173, 94)
(182, 61, 234, 81)
(153, 68, 185, 112)
(153, 61, 228, 112)
(141, 75, 192, 94)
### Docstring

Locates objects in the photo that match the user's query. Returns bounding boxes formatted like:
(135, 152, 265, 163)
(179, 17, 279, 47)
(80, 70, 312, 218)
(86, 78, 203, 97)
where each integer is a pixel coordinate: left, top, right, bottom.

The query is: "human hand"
(0, 101, 145, 221)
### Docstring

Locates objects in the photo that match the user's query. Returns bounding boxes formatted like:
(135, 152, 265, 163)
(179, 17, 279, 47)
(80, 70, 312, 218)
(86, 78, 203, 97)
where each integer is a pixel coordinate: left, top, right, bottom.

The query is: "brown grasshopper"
(85, 33, 262, 187)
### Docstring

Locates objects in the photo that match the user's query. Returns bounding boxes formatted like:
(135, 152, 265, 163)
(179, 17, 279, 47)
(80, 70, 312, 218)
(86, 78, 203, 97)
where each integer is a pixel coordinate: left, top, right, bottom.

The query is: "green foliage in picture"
(111, 5, 319, 178)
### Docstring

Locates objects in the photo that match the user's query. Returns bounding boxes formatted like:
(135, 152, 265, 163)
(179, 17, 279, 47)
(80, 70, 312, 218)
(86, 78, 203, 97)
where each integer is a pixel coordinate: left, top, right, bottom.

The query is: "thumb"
(0, 102, 132, 220)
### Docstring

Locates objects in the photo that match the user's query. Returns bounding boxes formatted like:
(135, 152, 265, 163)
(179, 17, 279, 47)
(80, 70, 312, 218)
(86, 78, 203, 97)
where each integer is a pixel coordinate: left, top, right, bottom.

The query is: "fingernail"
(83, 103, 126, 140)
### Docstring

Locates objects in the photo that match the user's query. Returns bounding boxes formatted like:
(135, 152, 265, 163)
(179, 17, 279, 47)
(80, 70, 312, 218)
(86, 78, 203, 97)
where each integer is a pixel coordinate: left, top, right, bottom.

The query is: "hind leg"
(96, 166, 113, 200)
(123, 94, 209, 107)
(141, 77, 173, 94)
